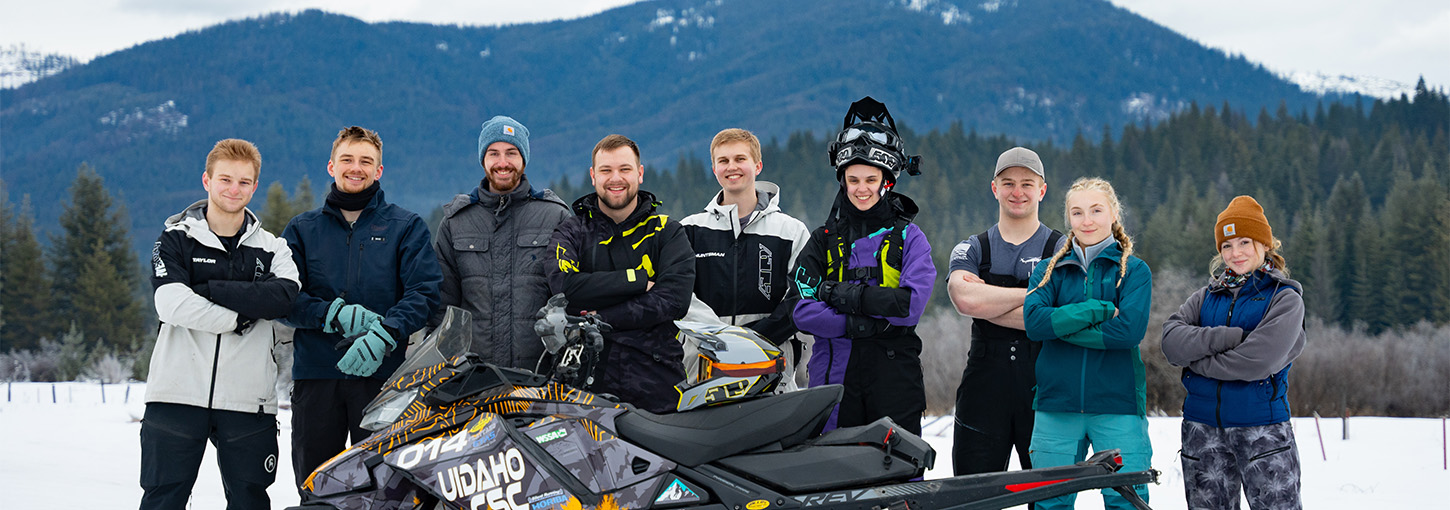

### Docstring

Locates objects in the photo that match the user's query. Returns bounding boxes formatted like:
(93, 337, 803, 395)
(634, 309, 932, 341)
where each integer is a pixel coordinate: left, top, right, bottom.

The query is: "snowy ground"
(1, 382, 1445, 509)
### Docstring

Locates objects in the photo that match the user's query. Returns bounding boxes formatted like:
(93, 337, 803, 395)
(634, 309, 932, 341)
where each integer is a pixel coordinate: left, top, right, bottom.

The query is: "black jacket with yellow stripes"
(548, 191, 696, 407)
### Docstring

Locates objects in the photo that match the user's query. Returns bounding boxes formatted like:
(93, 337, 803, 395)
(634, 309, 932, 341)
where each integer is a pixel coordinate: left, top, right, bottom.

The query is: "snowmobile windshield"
(358, 306, 473, 430)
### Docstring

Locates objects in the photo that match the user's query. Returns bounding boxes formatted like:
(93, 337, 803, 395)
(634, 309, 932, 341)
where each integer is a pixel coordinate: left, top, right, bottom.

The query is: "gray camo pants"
(1180, 420, 1302, 510)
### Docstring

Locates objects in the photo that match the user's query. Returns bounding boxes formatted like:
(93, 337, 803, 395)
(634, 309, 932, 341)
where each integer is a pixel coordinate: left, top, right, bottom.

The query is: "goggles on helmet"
(832, 144, 901, 172)
(837, 124, 898, 147)
(828, 97, 923, 181)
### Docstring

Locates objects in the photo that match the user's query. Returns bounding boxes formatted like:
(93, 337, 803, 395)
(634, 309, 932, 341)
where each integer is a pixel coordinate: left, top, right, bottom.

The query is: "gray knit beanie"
(477, 115, 530, 167)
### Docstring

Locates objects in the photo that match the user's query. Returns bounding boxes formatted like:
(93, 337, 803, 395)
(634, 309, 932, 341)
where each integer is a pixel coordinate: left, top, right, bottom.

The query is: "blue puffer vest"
(1181, 272, 1297, 427)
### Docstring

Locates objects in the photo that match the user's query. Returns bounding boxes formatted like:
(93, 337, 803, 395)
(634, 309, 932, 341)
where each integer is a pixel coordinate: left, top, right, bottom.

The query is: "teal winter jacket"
(1023, 240, 1152, 416)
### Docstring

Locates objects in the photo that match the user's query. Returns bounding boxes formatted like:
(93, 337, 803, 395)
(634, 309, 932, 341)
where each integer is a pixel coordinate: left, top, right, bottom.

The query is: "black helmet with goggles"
(828, 96, 922, 185)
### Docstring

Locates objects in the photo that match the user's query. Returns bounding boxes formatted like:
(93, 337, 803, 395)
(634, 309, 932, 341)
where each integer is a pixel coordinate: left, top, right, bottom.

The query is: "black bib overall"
(952, 229, 1060, 476)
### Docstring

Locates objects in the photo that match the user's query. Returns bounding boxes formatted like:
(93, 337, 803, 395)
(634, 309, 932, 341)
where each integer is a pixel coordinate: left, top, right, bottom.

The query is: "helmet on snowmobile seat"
(674, 321, 785, 412)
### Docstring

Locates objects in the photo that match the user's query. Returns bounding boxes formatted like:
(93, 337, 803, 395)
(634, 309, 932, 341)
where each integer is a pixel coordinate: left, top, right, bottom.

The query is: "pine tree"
(50, 164, 139, 332)
(72, 238, 145, 351)
(57, 322, 88, 381)
(259, 181, 293, 234)
(1, 195, 55, 352)
(1324, 174, 1367, 326)
(292, 175, 316, 212)
(1349, 203, 1393, 333)
(1287, 209, 1338, 321)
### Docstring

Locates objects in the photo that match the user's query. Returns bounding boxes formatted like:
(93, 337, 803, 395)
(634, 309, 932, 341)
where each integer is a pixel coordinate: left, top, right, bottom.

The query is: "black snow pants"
(291, 377, 383, 495)
(952, 267, 1040, 476)
(139, 402, 278, 510)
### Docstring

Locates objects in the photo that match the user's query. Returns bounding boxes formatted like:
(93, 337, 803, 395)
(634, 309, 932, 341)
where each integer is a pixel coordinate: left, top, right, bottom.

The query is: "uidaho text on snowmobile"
(288, 301, 1159, 510)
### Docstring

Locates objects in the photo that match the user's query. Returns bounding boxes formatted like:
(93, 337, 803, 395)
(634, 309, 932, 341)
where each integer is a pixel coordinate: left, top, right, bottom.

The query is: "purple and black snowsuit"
(793, 193, 935, 435)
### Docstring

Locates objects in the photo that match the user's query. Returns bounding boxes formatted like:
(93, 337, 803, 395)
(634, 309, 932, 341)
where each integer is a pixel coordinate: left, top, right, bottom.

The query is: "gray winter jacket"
(432, 177, 570, 369)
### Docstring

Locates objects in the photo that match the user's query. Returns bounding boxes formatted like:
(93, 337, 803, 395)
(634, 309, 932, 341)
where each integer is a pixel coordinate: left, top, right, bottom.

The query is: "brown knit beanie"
(1215, 195, 1273, 248)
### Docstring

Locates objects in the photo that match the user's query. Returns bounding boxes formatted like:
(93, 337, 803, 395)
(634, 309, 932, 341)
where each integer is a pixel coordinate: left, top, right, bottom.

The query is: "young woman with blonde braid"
(1161, 195, 1305, 509)
(1022, 177, 1153, 510)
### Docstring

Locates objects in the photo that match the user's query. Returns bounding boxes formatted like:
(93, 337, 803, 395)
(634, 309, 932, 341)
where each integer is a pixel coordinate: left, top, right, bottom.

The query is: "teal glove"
(324, 297, 382, 337)
(1049, 299, 1117, 338)
(795, 267, 824, 300)
(335, 322, 396, 377)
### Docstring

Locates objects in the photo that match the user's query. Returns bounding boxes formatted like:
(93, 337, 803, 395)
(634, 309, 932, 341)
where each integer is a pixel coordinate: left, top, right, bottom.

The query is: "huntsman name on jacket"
(433, 177, 570, 368)
(148, 200, 300, 414)
(1161, 268, 1306, 427)
(1023, 240, 1153, 416)
(283, 189, 442, 380)
(681, 181, 810, 344)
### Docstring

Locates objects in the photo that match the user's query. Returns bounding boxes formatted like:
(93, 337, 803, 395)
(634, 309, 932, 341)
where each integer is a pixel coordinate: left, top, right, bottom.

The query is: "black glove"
(234, 315, 257, 335)
(822, 281, 867, 315)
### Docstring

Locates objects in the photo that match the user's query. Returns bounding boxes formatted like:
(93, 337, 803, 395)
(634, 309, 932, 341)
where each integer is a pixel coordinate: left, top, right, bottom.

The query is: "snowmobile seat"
(615, 385, 843, 467)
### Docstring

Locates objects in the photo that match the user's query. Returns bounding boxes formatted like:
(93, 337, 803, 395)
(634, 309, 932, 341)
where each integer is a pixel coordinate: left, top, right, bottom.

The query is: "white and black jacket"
(147, 200, 300, 414)
(681, 181, 810, 344)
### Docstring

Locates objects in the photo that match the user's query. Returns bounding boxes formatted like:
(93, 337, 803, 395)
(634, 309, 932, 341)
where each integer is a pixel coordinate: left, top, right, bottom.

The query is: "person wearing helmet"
(792, 97, 936, 435)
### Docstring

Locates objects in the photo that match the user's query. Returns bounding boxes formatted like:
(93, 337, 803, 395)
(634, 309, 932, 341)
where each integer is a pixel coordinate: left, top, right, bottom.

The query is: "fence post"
(1340, 392, 1352, 440)
(125, 384, 131, 404)
(1312, 412, 1328, 461)
(101, 381, 107, 404)
(1442, 416, 1446, 470)
(51, 383, 57, 403)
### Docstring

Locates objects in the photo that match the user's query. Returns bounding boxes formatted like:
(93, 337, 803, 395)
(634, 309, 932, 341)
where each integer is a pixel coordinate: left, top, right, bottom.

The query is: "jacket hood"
(1057, 237, 1123, 271)
(702, 181, 782, 219)
(826, 190, 919, 233)
(571, 190, 662, 224)
(164, 199, 260, 249)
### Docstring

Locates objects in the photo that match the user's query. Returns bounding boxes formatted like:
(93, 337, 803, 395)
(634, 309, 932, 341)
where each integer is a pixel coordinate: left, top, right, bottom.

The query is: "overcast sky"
(2, 0, 1445, 87)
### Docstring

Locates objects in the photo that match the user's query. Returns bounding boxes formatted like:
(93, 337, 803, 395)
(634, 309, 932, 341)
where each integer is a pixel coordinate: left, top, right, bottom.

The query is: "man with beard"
(549, 134, 696, 412)
(432, 116, 570, 370)
(282, 126, 441, 492)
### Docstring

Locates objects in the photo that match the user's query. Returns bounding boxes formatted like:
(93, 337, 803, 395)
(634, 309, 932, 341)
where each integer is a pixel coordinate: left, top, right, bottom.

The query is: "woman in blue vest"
(1161, 195, 1306, 510)
(1023, 177, 1153, 510)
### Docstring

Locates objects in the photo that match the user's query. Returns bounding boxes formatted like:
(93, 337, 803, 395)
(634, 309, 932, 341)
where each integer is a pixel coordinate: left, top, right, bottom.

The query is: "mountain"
(1284, 70, 1418, 100)
(2, 0, 1335, 254)
(0, 45, 79, 89)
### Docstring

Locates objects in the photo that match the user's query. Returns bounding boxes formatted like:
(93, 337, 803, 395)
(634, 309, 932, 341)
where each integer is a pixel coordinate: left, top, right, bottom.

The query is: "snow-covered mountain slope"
(0, 44, 79, 89)
(1285, 70, 1419, 100)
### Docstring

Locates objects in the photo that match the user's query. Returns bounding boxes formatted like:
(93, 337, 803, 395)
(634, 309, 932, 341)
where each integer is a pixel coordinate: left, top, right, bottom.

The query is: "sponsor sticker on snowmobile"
(747, 499, 770, 510)
(470, 414, 495, 433)
(534, 428, 568, 444)
(654, 479, 699, 504)
(528, 489, 571, 510)
(434, 447, 530, 510)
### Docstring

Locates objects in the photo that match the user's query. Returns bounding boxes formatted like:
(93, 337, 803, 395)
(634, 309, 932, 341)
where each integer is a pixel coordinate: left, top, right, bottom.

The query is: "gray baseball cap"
(994, 147, 1045, 178)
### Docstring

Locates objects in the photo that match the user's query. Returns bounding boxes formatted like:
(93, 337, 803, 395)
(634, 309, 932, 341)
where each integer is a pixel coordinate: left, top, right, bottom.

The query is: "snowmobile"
(288, 303, 1158, 510)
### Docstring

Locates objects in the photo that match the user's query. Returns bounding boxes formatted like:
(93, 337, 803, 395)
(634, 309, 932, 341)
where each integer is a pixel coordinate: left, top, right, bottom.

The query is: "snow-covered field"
(1, 382, 1444, 509)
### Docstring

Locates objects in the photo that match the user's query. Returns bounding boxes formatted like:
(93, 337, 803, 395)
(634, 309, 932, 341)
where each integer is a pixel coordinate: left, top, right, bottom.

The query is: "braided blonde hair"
(1030, 177, 1135, 293)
